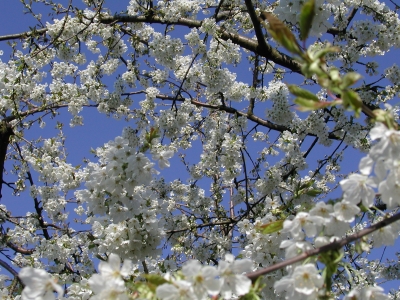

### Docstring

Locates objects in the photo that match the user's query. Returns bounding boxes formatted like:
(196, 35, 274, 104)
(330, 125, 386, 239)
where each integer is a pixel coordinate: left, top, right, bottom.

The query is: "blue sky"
(0, 0, 399, 294)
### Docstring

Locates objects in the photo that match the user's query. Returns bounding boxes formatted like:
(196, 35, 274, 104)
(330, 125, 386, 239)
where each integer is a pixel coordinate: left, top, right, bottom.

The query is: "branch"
(14, 144, 50, 240)
(243, 0, 269, 51)
(144, 92, 341, 140)
(99, 15, 302, 73)
(0, 28, 47, 42)
(6, 242, 34, 255)
(0, 121, 14, 200)
(165, 220, 234, 234)
(327, 8, 358, 36)
(246, 211, 400, 281)
(0, 259, 20, 281)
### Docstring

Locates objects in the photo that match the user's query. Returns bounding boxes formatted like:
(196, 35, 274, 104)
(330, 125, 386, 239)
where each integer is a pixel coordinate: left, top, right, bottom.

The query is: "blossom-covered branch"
(246, 211, 400, 281)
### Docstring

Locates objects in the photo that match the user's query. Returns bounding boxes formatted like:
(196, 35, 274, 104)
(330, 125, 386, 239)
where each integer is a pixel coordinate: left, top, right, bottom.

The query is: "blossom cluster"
(17, 253, 253, 300)
(269, 120, 400, 298)
(75, 135, 168, 261)
(157, 254, 253, 300)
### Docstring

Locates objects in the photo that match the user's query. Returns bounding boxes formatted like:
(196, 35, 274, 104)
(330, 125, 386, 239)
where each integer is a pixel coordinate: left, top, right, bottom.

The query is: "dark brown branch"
(143, 92, 341, 140)
(248, 55, 259, 116)
(0, 121, 14, 200)
(14, 144, 50, 240)
(246, 211, 400, 281)
(6, 242, 34, 255)
(165, 220, 234, 234)
(0, 259, 20, 281)
(3, 103, 99, 124)
(99, 15, 302, 74)
(327, 8, 358, 36)
(0, 13, 302, 73)
(244, 0, 269, 51)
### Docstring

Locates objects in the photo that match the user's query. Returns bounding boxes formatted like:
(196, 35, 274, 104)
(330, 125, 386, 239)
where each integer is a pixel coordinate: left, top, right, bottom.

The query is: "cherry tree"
(0, 0, 399, 299)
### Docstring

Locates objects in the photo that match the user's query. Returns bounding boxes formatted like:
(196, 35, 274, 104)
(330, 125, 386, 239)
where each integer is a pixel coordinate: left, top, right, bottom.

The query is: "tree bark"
(0, 121, 13, 200)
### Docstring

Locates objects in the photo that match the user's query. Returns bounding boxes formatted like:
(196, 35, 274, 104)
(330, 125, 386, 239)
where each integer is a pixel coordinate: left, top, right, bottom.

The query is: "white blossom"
(19, 268, 64, 300)
(217, 254, 253, 299)
(344, 286, 389, 300)
(333, 201, 361, 223)
(181, 260, 221, 298)
(292, 264, 323, 295)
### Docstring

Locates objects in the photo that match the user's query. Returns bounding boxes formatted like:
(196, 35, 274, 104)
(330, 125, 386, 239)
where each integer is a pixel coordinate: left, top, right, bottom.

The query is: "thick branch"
(0, 28, 47, 42)
(99, 15, 302, 73)
(0, 121, 14, 200)
(6, 242, 34, 255)
(246, 212, 400, 281)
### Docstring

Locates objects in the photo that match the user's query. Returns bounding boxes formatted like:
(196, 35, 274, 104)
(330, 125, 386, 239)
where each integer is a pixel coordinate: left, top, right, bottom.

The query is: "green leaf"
(263, 12, 302, 55)
(239, 291, 261, 300)
(294, 97, 334, 111)
(308, 45, 340, 61)
(256, 219, 284, 234)
(143, 274, 169, 292)
(287, 85, 319, 101)
(319, 249, 343, 291)
(134, 282, 157, 299)
(355, 237, 370, 254)
(340, 72, 363, 89)
(342, 90, 362, 117)
(299, 0, 315, 41)
(294, 97, 321, 110)
(305, 189, 322, 197)
(299, 180, 315, 190)
(359, 203, 369, 212)
(146, 127, 160, 142)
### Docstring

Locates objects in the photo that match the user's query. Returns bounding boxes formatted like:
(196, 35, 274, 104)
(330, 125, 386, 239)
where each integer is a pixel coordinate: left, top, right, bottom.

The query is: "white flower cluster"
(202, 66, 236, 95)
(18, 253, 253, 300)
(301, 111, 332, 146)
(191, 112, 245, 184)
(157, 0, 202, 22)
(88, 253, 132, 299)
(19, 267, 64, 300)
(173, 55, 203, 90)
(2, 0, 400, 299)
(226, 81, 250, 102)
(384, 63, 400, 86)
(185, 28, 206, 55)
(158, 99, 197, 141)
(238, 214, 289, 295)
(344, 286, 389, 300)
(149, 33, 184, 69)
(273, 120, 400, 299)
(200, 18, 219, 35)
(275, 264, 323, 299)
(208, 39, 241, 65)
(75, 135, 166, 260)
(220, 133, 243, 183)
(156, 254, 253, 300)
(340, 122, 400, 210)
(274, 0, 332, 37)
(350, 20, 383, 45)
(277, 131, 307, 171)
(265, 81, 294, 126)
